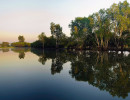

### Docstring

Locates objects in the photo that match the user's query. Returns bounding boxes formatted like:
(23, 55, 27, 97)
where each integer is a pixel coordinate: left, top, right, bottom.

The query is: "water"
(0, 48, 130, 100)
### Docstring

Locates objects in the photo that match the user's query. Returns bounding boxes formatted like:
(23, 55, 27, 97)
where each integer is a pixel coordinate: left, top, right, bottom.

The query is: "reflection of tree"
(38, 50, 47, 65)
(69, 51, 130, 99)
(11, 48, 31, 59)
(51, 58, 63, 75)
(11, 48, 30, 52)
(31, 49, 67, 75)
(31, 48, 130, 99)
(19, 52, 25, 59)
(51, 50, 66, 75)
(2, 48, 9, 52)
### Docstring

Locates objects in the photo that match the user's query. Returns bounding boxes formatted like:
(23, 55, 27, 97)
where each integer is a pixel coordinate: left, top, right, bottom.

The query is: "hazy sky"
(0, 0, 128, 43)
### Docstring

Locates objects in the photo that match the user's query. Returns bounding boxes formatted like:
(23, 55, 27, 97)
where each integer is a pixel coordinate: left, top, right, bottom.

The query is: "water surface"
(0, 48, 130, 100)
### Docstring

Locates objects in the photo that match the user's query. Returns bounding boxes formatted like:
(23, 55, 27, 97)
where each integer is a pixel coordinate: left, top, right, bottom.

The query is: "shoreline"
(0, 47, 130, 51)
(31, 47, 130, 52)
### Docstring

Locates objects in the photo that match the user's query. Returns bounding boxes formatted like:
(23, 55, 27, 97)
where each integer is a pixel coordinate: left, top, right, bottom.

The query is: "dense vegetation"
(31, 0, 130, 50)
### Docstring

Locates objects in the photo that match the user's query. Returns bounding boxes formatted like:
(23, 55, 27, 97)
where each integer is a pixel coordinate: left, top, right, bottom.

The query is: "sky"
(0, 0, 129, 43)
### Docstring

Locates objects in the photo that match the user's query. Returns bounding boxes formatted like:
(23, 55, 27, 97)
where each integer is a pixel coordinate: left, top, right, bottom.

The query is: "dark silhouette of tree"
(18, 35, 25, 42)
(38, 32, 46, 49)
(50, 22, 64, 48)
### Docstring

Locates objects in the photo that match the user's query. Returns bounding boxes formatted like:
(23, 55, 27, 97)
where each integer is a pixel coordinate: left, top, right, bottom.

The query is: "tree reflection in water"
(51, 50, 66, 75)
(2, 48, 9, 52)
(11, 48, 30, 59)
(19, 52, 25, 59)
(69, 51, 130, 99)
(31, 49, 130, 99)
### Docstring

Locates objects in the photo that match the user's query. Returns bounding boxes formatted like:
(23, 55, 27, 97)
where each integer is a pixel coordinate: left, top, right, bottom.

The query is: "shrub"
(11, 42, 31, 47)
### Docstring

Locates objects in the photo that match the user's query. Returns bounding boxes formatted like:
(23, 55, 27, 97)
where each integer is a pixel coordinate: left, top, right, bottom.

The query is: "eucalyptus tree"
(92, 9, 112, 50)
(109, 0, 130, 49)
(50, 22, 63, 48)
(69, 17, 93, 48)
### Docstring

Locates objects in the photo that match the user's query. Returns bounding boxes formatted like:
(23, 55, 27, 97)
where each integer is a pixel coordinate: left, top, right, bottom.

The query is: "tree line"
(32, 0, 130, 50)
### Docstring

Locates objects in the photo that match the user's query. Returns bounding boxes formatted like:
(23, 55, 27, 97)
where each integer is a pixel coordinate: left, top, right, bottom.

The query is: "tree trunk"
(101, 38, 103, 50)
(96, 35, 99, 47)
(120, 29, 123, 37)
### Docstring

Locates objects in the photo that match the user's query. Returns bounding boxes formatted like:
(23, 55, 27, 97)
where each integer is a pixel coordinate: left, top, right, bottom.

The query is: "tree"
(38, 32, 46, 49)
(18, 35, 25, 42)
(2, 42, 9, 47)
(109, 0, 130, 49)
(91, 9, 112, 50)
(69, 17, 92, 48)
(50, 22, 63, 48)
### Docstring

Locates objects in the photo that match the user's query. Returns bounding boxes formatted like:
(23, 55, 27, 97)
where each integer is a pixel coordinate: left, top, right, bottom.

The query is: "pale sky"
(0, 0, 128, 43)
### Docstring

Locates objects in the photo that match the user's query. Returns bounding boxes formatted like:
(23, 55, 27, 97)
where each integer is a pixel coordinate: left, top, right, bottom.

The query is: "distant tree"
(50, 22, 63, 48)
(38, 32, 46, 49)
(2, 42, 9, 47)
(18, 35, 25, 42)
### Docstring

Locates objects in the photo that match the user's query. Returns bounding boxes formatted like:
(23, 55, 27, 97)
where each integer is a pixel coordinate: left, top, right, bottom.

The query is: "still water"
(0, 48, 130, 100)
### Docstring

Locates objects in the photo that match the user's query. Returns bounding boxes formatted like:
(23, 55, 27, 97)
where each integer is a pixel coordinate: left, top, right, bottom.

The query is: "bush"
(31, 36, 56, 48)
(31, 40, 43, 48)
(11, 42, 31, 47)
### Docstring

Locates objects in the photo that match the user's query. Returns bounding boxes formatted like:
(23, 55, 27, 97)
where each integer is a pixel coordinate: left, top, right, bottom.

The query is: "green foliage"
(38, 32, 46, 42)
(69, 17, 92, 40)
(68, 0, 130, 50)
(31, 40, 43, 48)
(44, 36, 56, 48)
(38, 32, 46, 48)
(31, 36, 56, 48)
(31, 0, 130, 50)
(11, 42, 31, 47)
